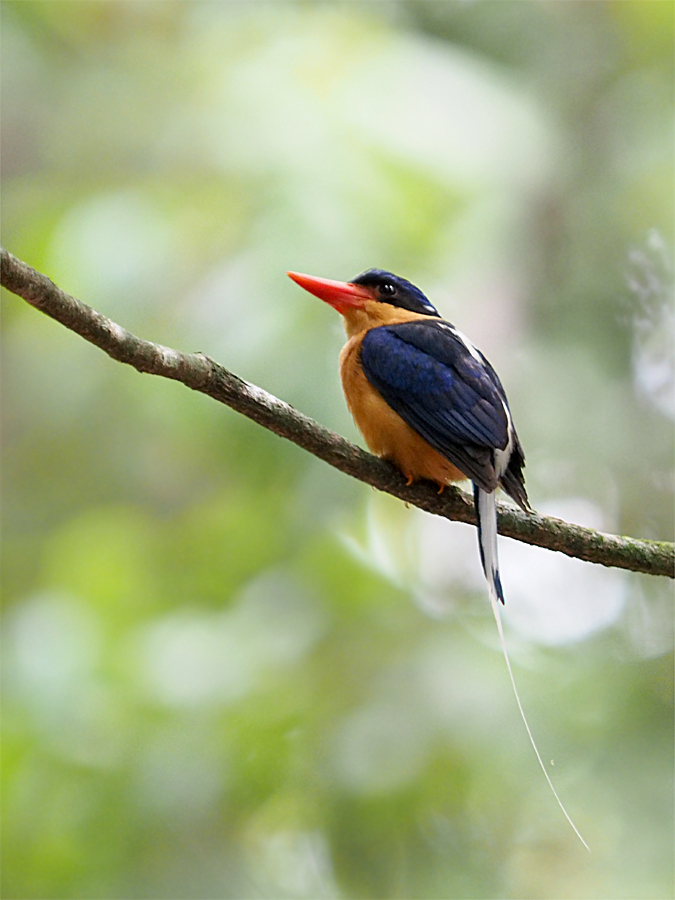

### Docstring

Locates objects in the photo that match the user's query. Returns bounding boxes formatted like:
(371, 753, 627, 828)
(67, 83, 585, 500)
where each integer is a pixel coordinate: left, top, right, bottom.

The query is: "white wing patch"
(455, 329, 483, 362)
(493, 398, 515, 477)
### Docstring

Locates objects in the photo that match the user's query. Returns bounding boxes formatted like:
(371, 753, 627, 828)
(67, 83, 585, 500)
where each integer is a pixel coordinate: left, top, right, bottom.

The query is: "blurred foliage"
(1, 2, 673, 898)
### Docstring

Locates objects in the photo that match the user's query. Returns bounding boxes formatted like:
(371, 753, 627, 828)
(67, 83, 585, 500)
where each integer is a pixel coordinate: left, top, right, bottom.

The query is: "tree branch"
(2, 247, 672, 579)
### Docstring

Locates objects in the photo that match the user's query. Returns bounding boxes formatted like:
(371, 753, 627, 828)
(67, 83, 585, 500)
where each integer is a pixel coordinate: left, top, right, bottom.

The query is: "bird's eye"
(379, 283, 396, 297)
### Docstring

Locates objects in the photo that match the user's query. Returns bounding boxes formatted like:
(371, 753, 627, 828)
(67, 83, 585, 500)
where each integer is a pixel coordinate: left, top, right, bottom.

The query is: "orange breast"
(339, 333, 466, 489)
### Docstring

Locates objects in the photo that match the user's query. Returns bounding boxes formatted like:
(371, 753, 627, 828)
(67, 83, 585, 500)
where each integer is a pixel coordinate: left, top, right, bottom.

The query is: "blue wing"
(360, 321, 511, 491)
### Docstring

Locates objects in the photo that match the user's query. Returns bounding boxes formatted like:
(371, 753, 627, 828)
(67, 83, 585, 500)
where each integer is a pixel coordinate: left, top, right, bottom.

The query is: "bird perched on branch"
(287, 268, 530, 608)
(288, 268, 588, 849)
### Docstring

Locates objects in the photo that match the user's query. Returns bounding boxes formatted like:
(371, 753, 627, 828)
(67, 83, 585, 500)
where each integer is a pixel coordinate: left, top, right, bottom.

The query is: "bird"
(287, 267, 530, 608)
(288, 267, 589, 850)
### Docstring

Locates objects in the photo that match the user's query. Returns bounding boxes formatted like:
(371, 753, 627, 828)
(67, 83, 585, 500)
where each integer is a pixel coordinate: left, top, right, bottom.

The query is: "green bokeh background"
(2, 2, 673, 898)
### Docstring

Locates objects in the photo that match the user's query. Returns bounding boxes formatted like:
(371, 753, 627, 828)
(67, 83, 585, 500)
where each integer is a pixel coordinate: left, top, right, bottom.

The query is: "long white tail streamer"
(476, 487, 590, 852)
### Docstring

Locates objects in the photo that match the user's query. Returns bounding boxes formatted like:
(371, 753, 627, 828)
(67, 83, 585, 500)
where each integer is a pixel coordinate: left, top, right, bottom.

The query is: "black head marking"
(350, 269, 440, 317)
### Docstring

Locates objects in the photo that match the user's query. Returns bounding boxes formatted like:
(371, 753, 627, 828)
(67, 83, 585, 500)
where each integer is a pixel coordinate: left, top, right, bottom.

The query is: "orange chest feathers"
(338, 333, 466, 489)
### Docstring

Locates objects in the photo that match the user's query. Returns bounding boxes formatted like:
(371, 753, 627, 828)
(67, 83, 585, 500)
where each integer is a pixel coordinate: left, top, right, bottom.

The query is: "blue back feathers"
(359, 321, 511, 491)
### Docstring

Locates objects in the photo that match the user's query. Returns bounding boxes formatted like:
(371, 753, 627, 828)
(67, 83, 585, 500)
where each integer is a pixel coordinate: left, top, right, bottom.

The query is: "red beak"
(287, 271, 372, 314)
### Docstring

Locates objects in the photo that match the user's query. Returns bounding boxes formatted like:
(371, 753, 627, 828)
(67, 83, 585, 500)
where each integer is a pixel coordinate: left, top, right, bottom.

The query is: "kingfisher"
(287, 268, 531, 608)
(288, 269, 589, 849)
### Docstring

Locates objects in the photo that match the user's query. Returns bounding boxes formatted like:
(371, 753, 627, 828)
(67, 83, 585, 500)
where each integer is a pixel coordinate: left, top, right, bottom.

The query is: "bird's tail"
(474, 485, 504, 605)
(473, 484, 590, 852)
